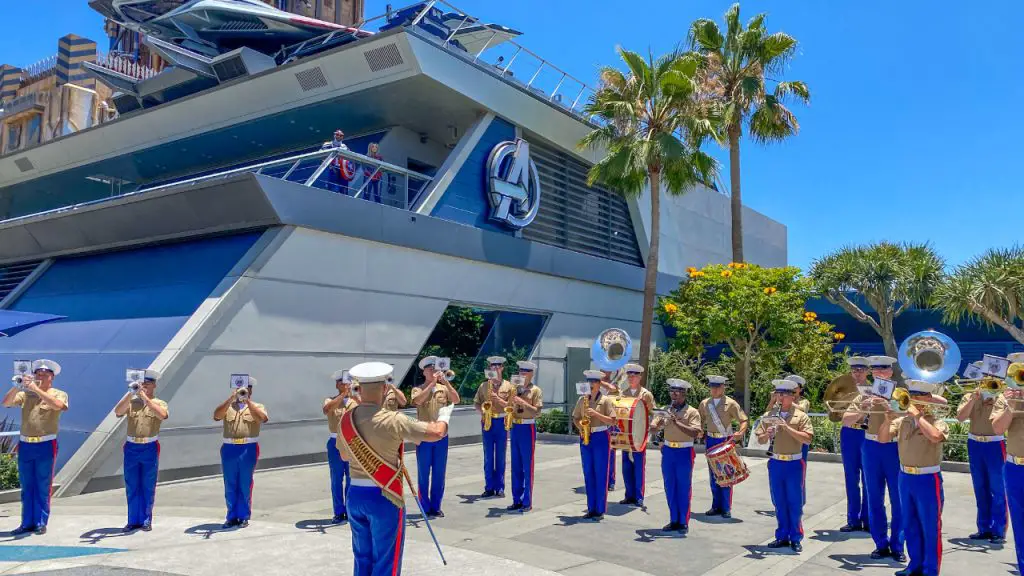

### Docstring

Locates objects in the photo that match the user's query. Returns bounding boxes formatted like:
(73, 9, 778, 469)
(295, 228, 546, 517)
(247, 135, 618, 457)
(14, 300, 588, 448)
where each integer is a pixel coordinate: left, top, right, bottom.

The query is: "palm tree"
(933, 247, 1024, 344)
(809, 242, 945, 359)
(580, 48, 718, 374)
(688, 4, 809, 263)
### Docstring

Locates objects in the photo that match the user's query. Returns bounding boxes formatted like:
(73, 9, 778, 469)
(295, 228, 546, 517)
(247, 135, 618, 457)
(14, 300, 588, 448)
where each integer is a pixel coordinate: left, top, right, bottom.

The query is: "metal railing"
(0, 147, 434, 227)
(0, 91, 47, 120)
(92, 52, 160, 81)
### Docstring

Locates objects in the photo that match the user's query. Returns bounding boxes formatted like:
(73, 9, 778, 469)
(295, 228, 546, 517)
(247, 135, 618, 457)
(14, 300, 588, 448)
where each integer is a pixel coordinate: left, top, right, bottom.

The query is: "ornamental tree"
(659, 263, 842, 411)
(933, 246, 1024, 344)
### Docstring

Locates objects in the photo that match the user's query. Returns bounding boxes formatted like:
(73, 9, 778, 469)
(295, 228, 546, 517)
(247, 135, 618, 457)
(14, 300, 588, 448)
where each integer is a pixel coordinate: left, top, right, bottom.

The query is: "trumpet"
(948, 377, 1006, 394)
(128, 381, 141, 396)
(10, 374, 30, 389)
(236, 387, 249, 400)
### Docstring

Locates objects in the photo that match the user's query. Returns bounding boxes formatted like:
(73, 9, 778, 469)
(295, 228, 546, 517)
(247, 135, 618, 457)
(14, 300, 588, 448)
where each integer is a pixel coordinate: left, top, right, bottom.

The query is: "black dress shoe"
(11, 526, 33, 535)
(839, 523, 858, 533)
(894, 569, 920, 576)
(122, 524, 137, 533)
(969, 531, 992, 540)
(520, 507, 532, 513)
(583, 511, 596, 519)
(791, 541, 803, 553)
(33, 526, 46, 535)
(496, 491, 506, 498)
(990, 535, 1006, 544)
(721, 511, 732, 519)
(679, 524, 689, 534)
(481, 490, 495, 498)
(705, 508, 722, 516)
(870, 547, 891, 559)
(592, 513, 604, 521)
(662, 522, 679, 531)
(332, 515, 344, 524)
(767, 539, 790, 548)
(434, 510, 445, 518)
(141, 523, 152, 532)
(891, 551, 906, 563)
(507, 503, 523, 511)
(222, 520, 236, 529)
(619, 498, 637, 505)
(237, 520, 249, 528)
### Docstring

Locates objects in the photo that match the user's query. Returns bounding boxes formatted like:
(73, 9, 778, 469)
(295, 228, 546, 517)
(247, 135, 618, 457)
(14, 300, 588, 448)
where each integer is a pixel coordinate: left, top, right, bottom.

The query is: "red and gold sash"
(339, 409, 404, 507)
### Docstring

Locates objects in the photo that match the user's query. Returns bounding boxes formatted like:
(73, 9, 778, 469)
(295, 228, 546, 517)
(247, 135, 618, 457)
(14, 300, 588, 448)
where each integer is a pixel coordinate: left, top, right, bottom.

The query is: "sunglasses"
(519, 369, 534, 373)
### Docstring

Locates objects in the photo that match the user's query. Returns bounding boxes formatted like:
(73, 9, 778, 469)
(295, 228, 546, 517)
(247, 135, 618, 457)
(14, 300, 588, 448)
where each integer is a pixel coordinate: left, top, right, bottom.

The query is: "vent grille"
(364, 43, 403, 72)
(522, 140, 643, 267)
(213, 57, 248, 82)
(294, 67, 328, 92)
(14, 158, 33, 173)
(0, 260, 42, 304)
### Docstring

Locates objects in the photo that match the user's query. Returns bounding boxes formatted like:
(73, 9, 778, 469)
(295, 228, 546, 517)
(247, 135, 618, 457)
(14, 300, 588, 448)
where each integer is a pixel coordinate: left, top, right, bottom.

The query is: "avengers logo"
(486, 138, 541, 229)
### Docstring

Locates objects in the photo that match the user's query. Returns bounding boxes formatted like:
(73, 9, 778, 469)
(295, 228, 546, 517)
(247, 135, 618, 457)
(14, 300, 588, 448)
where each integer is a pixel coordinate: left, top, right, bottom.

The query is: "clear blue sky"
(2, 1, 1021, 271)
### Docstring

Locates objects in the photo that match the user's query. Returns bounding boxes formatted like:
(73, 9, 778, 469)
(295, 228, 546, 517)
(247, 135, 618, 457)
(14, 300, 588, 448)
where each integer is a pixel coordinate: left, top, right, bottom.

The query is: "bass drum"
(609, 396, 649, 453)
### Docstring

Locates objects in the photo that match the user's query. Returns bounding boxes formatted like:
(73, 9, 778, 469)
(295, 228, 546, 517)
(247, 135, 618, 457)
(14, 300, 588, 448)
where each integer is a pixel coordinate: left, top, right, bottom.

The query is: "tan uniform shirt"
(222, 403, 267, 439)
(412, 383, 452, 423)
(623, 387, 656, 414)
(890, 414, 948, 468)
(845, 395, 888, 435)
(325, 396, 357, 434)
(572, 393, 616, 425)
(698, 396, 748, 436)
(656, 404, 702, 444)
(126, 398, 168, 438)
(473, 379, 513, 417)
(338, 404, 430, 481)
(755, 408, 813, 455)
(958, 394, 1000, 436)
(795, 398, 810, 413)
(991, 396, 1024, 456)
(14, 388, 68, 437)
(512, 384, 543, 419)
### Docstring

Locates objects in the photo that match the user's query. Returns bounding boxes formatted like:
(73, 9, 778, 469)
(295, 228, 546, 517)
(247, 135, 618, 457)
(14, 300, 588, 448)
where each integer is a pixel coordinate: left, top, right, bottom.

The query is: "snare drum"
(706, 441, 750, 487)
(609, 396, 649, 452)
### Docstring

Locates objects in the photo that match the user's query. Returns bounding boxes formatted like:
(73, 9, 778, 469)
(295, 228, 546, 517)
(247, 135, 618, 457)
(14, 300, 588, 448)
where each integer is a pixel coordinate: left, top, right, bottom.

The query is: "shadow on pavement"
(828, 553, 901, 571)
(948, 536, 1002, 553)
(692, 512, 743, 525)
(184, 522, 240, 539)
(635, 528, 686, 543)
(754, 509, 776, 518)
(0, 530, 33, 542)
(811, 528, 865, 543)
(554, 514, 600, 527)
(295, 519, 345, 534)
(456, 493, 486, 505)
(80, 527, 135, 544)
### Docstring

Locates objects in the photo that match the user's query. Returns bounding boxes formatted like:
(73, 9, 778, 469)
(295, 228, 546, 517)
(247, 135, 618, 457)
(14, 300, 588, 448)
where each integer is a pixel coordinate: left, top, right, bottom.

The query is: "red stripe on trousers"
(250, 444, 260, 511)
(603, 432, 611, 509)
(934, 474, 943, 574)
(686, 450, 695, 524)
(47, 440, 57, 511)
(528, 425, 536, 506)
(1002, 441, 1009, 534)
(392, 507, 405, 576)
(640, 449, 646, 499)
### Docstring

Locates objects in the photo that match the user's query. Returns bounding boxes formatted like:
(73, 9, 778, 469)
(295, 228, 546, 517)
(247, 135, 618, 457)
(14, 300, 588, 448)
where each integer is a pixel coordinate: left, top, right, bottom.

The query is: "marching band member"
(601, 369, 622, 491)
(837, 357, 870, 533)
(508, 360, 542, 512)
(755, 379, 814, 552)
(337, 362, 452, 576)
(698, 375, 748, 518)
(213, 377, 269, 529)
(620, 363, 655, 507)
(956, 360, 1007, 543)
(779, 374, 810, 503)
(324, 370, 358, 524)
(992, 352, 1024, 576)
(411, 356, 460, 518)
(852, 355, 906, 562)
(473, 356, 511, 498)
(3, 359, 68, 535)
(878, 379, 948, 576)
(114, 370, 168, 532)
(574, 370, 616, 520)
(652, 379, 702, 533)
(383, 379, 407, 411)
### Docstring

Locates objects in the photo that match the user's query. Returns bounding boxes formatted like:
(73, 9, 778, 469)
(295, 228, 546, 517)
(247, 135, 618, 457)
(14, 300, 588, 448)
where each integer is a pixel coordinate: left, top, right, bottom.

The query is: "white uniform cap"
(624, 363, 644, 374)
(1008, 353, 1024, 363)
(667, 378, 691, 390)
(583, 369, 603, 380)
(143, 369, 161, 382)
(517, 361, 537, 371)
(773, 379, 797, 391)
(246, 377, 258, 387)
(331, 369, 349, 382)
(868, 356, 897, 368)
(847, 357, 870, 367)
(905, 379, 936, 394)
(487, 356, 506, 365)
(785, 374, 806, 387)
(32, 359, 61, 375)
(418, 356, 438, 370)
(350, 362, 393, 385)
(707, 375, 728, 386)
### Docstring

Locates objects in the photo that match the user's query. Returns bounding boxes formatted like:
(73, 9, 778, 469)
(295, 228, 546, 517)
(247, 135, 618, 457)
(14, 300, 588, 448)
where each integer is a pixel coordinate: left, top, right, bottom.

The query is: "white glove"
(437, 404, 455, 424)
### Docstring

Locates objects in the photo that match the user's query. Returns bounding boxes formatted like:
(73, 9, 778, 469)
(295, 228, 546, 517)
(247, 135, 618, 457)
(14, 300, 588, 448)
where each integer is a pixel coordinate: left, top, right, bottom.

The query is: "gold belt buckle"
(1012, 455, 1024, 466)
(229, 438, 247, 445)
(23, 436, 41, 443)
(905, 466, 919, 474)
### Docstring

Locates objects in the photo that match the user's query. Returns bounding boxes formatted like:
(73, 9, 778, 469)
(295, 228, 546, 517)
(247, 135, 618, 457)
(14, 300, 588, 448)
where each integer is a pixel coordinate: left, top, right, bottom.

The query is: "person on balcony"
(363, 142, 384, 204)
(321, 129, 352, 195)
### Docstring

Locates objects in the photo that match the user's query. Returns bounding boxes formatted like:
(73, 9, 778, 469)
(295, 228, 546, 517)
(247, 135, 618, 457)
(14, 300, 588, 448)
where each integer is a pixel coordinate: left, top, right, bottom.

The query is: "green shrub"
(537, 409, 569, 434)
(0, 455, 18, 490)
(811, 417, 840, 453)
(944, 420, 969, 463)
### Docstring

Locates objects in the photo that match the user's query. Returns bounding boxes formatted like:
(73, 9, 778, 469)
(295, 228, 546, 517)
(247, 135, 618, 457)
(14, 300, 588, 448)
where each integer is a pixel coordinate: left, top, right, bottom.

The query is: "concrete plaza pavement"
(0, 440, 1017, 575)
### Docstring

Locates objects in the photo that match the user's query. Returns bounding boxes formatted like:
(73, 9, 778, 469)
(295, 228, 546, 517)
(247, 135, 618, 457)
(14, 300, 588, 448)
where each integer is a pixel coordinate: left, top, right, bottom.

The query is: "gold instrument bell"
(823, 373, 860, 422)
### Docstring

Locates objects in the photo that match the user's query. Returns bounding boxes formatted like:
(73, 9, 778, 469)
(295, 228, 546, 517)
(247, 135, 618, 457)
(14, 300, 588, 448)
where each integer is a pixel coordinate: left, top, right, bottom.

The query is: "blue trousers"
(481, 423, 507, 493)
(608, 449, 616, 488)
(17, 440, 56, 529)
(705, 436, 733, 512)
(968, 439, 1007, 536)
(510, 423, 536, 508)
(327, 436, 350, 517)
(768, 459, 805, 543)
(220, 443, 259, 522)
(899, 472, 943, 576)
(581, 429, 611, 514)
(416, 437, 448, 514)
(863, 439, 904, 553)
(801, 444, 809, 504)
(349, 485, 405, 576)
(1005, 461, 1024, 576)
(840, 426, 869, 526)
(661, 446, 694, 525)
(124, 441, 159, 527)
(622, 450, 646, 503)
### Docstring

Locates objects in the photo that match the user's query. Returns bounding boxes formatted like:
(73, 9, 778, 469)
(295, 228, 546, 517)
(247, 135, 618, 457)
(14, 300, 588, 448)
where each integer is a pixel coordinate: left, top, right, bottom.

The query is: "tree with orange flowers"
(660, 263, 842, 411)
